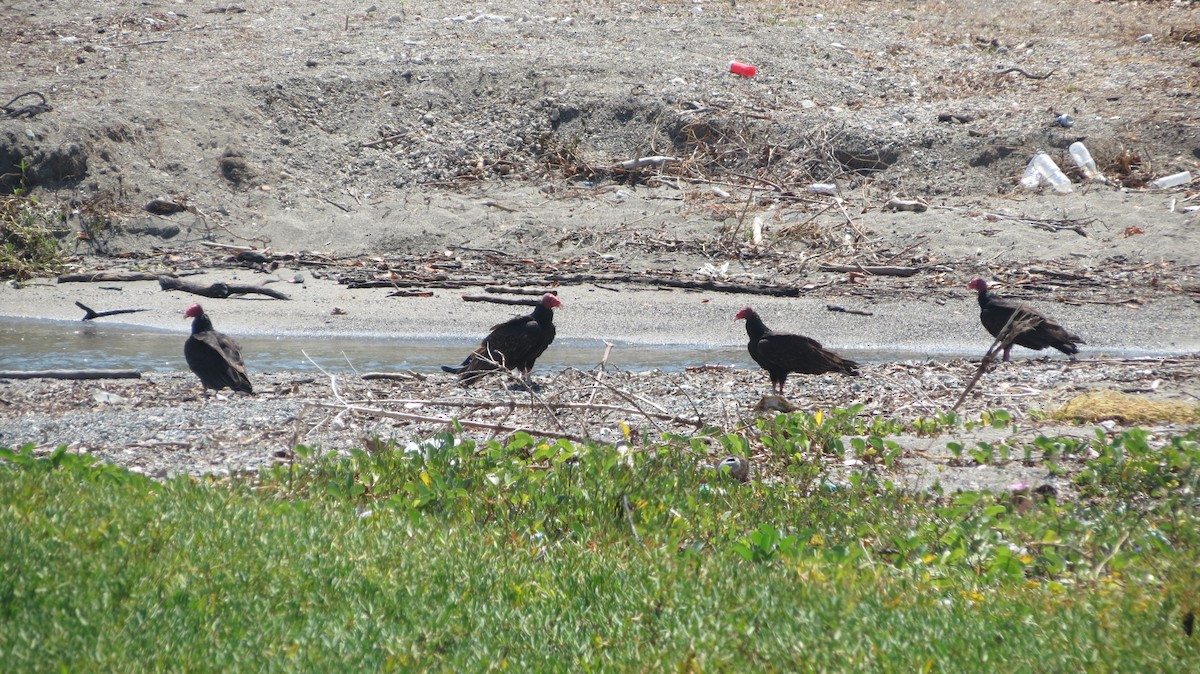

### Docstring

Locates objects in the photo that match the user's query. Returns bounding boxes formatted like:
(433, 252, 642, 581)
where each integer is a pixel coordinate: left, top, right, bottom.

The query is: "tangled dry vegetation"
(0, 194, 68, 280)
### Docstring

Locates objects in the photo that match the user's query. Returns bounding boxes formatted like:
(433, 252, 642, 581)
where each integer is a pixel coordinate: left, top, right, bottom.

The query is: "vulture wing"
(754, 331, 860, 376)
(455, 311, 552, 381)
(446, 296, 560, 384)
(978, 294, 1025, 338)
(185, 330, 253, 393)
(980, 294, 1084, 355)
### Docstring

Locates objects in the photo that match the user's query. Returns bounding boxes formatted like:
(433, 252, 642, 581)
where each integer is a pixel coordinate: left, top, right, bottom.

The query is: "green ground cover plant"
(2, 411, 1198, 672)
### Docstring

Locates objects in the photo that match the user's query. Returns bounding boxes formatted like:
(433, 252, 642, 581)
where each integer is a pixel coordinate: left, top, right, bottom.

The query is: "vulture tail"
(442, 355, 474, 374)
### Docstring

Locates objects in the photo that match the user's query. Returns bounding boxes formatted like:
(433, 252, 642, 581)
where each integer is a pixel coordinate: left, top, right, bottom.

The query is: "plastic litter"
(729, 61, 757, 77)
(1068, 142, 1099, 180)
(882, 197, 928, 213)
(1021, 152, 1073, 194)
(1149, 171, 1192, 189)
(1020, 159, 1042, 190)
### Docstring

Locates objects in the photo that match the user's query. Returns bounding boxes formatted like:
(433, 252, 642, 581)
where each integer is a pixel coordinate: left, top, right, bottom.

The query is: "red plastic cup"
(729, 61, 757, 78)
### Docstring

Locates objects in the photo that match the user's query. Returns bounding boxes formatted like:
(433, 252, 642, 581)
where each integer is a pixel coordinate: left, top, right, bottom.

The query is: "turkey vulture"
(442, 293, 563, 384)
(184, 303, 253, 394)
(967, 278, 1084, 362)
(735, 306, 859, 395)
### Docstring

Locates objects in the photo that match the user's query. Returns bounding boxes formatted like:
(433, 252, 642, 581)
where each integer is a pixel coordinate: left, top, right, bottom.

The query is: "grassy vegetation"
(0, 192, 68, 280)
(2, 411, 1199, 672)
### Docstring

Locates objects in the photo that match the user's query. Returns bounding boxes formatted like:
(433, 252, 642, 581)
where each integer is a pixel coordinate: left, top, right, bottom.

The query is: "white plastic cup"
(1150, 171, 1192, 189)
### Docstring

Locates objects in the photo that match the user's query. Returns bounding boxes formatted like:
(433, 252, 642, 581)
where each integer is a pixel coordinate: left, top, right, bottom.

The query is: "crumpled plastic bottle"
(1021, 152, 1073, 194)
(1068, 142, 1100, 181)
(1149, 171, 1192, 189)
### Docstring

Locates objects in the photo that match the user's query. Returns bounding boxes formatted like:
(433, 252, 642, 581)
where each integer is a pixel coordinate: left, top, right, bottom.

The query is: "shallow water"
(0, 317, 968, 375)
(0, 318, 1182, 375)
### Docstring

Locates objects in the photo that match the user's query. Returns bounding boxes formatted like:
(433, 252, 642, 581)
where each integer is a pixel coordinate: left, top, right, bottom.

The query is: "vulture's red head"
(541, 293, 563, 309)
(184, 303, 205, 319)
(734, 307, 755, 321)
(967, 278, 989, 294)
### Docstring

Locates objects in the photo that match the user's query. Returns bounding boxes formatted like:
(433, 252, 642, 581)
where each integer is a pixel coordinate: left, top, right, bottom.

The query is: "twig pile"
(295, 365, 715, 450)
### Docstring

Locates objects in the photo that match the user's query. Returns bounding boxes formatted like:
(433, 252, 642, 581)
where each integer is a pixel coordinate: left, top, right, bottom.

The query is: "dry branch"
(309, 401, 592, 443)
(1027, 267, 1094, 282)
(566, 367, 677, 430)
(200, 242, 262, 253)
(364, 397, 703, 427)
(826, 304, 874, 316)
(360, 371, 427, 381)
(818, 264, 920, 277)
(951, 308, 1038, 411)
(361, 133, 408, 149)
(996, 66, 1054, 80)
(547, 273, 801, 297)
(347, 278, 478, 290)
(484, 286, 550, 296)
(345, 271, 799, 296)
(462, 294, 541, 306)
(0, 369, 142, 380)
(59, 271, 170, 283)
(159, 276, 291, 300)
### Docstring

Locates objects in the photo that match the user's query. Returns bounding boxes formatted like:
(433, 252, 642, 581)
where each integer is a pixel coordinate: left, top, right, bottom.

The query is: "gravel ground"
(2, 355, 1196, 496)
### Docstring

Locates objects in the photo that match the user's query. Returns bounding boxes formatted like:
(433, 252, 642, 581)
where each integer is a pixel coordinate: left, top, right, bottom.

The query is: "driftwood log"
(350, 274, 799, 296)
(348, 278, 476, 290)
(545, 273, 802, 297)
(484, 286, 551, 296)
(159, 276, 290, 300)
(0, 369, 142, 380)
(75, 301, 149, 321)
(462, 294, 544, 306)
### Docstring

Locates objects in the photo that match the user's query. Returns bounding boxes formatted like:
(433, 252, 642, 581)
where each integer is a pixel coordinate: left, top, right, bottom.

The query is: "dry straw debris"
(1058, 390, 1199, 425)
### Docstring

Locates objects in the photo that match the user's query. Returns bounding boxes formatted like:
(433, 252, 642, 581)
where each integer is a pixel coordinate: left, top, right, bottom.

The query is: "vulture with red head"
(443, 293, 562, 384)
(735, 306, 859, 395)
(184, 303, 253, 393)
(967, 278, 1084, 361)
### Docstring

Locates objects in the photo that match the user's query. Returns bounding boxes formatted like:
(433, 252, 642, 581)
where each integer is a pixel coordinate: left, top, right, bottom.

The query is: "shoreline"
(3, 313, 1199, 375)
(4, 271, 1200, 356)
(3, 356, 1197, 490)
